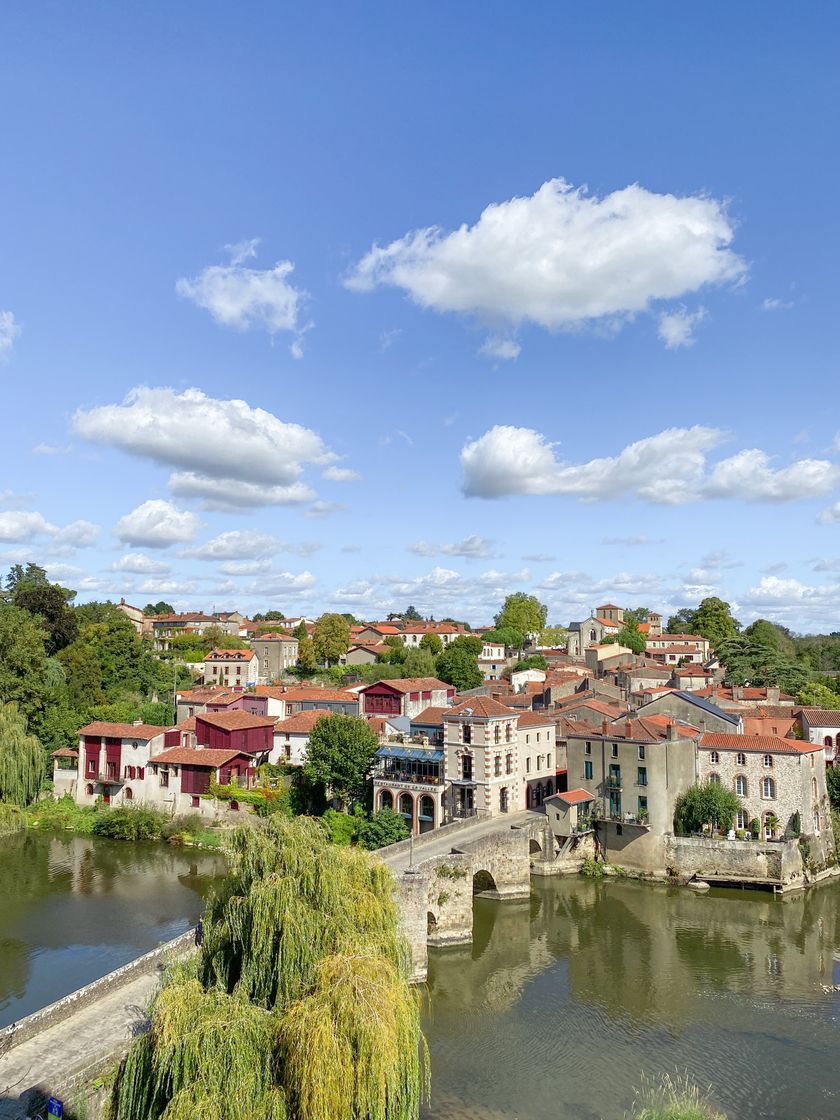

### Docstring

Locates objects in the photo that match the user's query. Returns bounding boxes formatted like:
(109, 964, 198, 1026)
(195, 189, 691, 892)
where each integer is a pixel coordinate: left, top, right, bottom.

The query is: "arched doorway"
(379, 789, 393, 811)
(473, 869, 497, 895)
(418, 794, 435, 834)
(398, 792, 414, 831)
(427, 911, 438, 935)
(124, 787, 133, 800)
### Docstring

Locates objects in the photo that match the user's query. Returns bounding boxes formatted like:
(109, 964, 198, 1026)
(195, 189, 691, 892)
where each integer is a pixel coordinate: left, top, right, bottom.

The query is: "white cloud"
(522, 553, 558, 563)
(657, 306, 707, 349)
(53, 520, 100, 548)
(176, 240, 309, 356)
(242, 570, 317, 596)
(818, 500, 840, 524)
(137, 578, 200, 595)
(322, 466, 362, 482)
(409, 535, 497, 559)
(479, 336, 521, 361)
(0, 311, 21, 359)
(0, 490, 35, 510)
(762, 297, 794, 312)
(0, 511, 56, 542)
(33, 442, 72, 455)
(601, 536, 661, 547)
(305, 500, 345, 518)
(218, 559, 274, 576)
(111, 553, 173, 574)
(461, 425, 839, 504)
(346, 178, 745, 350)
(74, 387, 339, 510)
(115, 500, 201, 548)
(182, 530, 321, 561)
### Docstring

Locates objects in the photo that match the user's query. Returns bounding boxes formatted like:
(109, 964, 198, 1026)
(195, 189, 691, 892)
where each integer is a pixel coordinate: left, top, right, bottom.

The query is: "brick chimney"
(625, 719, 633, 739)
(601, 718, 608, 735)
(667, 720, 678, 740)
(767, 686, 780, 703)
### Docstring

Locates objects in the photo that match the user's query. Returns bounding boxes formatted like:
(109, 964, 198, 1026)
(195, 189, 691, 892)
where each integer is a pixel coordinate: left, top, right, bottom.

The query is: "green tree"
(797, 682, 840, 708)
(13, 578, 78, 656)
(743, 618, 795, 657)
(253, 610, 285, 622)
(826, 765, 840, 811)
(0, 604, 49, 724)
(382, 635, 408, 664)
(482, 626, 524, 650)
(436, 636, 482, 691)
(515, 654, 549, 672)
(296, 633, 317, 674)
(419, 632, 443, 656)
(143, 600, 175, 616)
(402, 648, 437, 678)
(359, 807, 410, 849)
(622, 607, 649, 624)
(293, 620, 308, 640)
(5, 562, 48, 592)
(303, 713, 379, 807)
(539, 625, 568, 647)
(201, 624, 247, 650)
(402, 605, 422, 621)
(110, 817, 426, 1120)
(716, 634, 810, 694)
(494, 593, 547, 638)
(689, 597, 740, 647)
(674, 782, 742, 834)
(312, 613, 352, 666)
(0, 701, 45, 806)
(615, 615, 647, 655)
(666, 607, 697, 634)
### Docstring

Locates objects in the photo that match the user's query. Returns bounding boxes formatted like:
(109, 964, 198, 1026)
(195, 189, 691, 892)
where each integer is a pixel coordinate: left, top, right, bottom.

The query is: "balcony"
(605, 778, 622, 790)
(375, 768, 444, 787)
(95, 772, 124, 785)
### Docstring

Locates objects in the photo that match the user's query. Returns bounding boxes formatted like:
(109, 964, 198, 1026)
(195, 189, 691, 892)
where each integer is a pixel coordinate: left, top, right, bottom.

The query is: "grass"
(23, 795, 223, 848)
(632, 1074, 726, 1120)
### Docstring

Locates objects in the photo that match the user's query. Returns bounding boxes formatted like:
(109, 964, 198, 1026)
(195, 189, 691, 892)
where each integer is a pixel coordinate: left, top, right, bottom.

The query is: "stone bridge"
(381, 809, 553, 979)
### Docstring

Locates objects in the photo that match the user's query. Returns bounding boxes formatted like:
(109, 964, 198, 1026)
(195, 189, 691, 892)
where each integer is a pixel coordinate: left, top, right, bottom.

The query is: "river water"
(0, 831, 225, 1028)
(421, 877, 840, 1120)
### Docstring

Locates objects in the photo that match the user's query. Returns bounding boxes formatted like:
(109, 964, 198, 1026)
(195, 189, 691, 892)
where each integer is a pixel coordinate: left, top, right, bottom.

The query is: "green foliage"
(0, 701, 45, 806)
(791, 809, 802, 838)
(797, 681, 840, 708)
(92, 805, 168, 840)
(614, 614, 647, 654)
(109, 817, 428, 1120)
(0, 603, 50, 724)
(295, 633, 317, 673)
(743, 618, 796, 657)
(716, 633, 810, 694)
(419, 632, 442, 656)
(494, 593, 548, 637)
(435, 635, 483, 691)
(633, 1073, 726, 1120)
(303, 713, 379, 807)
(674, 782, 742, 835)
(833, 810, 840, 865)
(402, 648, 437, 678)
(26, 793, 99, 833)
(358, 807, 410, 849)
(0, 801, 27, 835)
(538, 625, 568, 647)
(581, 857, 605, 879)
(435, 863, 467, 880)
(312, 613, 351, 666)
(667, 596, 740, 647)
(13, 578, 78, 655)
(826, 765, 840, 811)
(750, 817, 760, 838)
(515, 654, 548, 672)
(143, 601, 175, 616)
(482, 626, 525, 650)
(253, 610, 286, 622)
(321, 807, 362, 845)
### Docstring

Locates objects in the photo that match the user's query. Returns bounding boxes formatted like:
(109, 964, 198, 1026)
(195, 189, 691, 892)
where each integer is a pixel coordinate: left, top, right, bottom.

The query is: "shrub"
(673, 783, 742, 835)
(27, 794, 98, 834)
(750, 817, 761, 838)
(92, 806, 167, 840)
(322, 807, 362, 846)
(581, 857, 605, 879)
(633, 1072, 726, 1120)
(358, 807, 410, 850)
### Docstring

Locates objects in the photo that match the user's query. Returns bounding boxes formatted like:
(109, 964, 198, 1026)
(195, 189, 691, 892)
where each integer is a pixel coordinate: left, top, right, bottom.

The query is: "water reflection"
(423, 877, 840, 1120)
(0, 833, 225, 1026)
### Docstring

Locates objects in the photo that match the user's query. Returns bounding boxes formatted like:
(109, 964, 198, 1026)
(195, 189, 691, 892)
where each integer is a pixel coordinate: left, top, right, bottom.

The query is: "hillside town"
(46, 594, 840, 887)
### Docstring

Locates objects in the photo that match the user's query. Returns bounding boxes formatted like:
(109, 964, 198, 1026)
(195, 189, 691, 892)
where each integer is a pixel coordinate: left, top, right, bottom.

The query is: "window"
(736, 809, 749, 830)
(825, 735, 834, 748)
(85, 783, 94, 795)
(709, 773, 721, 785)
(138, 767, 144, 779)
(761, 776, 776, 799)
(87, 758, 96, 776)
(506, 724, 512, 742)
(735, 775, 747, 796)
(124, 788, 133, 801)
(638, 796, 648, 818)
(585, 741, 592, 755)
(463, 724, 472, 744)
(736, 752, 746, 766)
(462, 754, 473, 780)
(191, 796, 200, 808)
(763, 755, 773, 769)
(547, 752, 552, 769)
(584, 760, 593, 781)
(638, 745, 646, 761)
(812, 777, 818, 800)
(506, 753, 513, 775)
(637, 767, 647, 787)
(494, 755, 502, 777)
(494, 725, 501, 744)
(537, 755, 544, 771)
(611, 743, 619, 758)
(229, 800, 240, 812)
(526, 734, 530, 745)
(526, 757, 532, 773)
(709, 751, 720, 764)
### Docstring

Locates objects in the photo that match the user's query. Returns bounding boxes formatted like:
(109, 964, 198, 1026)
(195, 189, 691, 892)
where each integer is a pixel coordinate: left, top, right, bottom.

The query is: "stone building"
(443, 697, 523, 819)
(250, 634, 299, 682)
(636, 690, 741, 733)
(202, 648, 259, 688)
(697, 732, 831, 840)
(795, 707, 840, 764)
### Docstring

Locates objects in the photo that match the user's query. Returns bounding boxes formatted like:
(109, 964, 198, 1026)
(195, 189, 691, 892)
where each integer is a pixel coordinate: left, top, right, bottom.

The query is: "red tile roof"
(79, 722, 166, 741)
(555, 788, 595, 805)
(203, 648, 255, 661)
(52, 747, 79, 758)
(274, 710, 328, 734)
(196, 711, 276, 730)
(445, 696, 513, 719)
(281, 688, 359, 703)
(364, 677, 451, 694)
(517, 711, 555, 728)
(412, 706, 449, 725)
(699, 732, 819, 755)
(794, 707, 840, 727)
(150, 747, 247, 767)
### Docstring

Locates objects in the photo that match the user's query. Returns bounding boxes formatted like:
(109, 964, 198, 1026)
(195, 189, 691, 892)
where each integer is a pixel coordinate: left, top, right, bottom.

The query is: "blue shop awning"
(376, 745, 445, 762)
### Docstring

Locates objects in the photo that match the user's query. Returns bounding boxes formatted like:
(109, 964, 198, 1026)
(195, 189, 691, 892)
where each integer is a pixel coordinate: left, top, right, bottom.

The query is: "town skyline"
(2, 4, 839, 630)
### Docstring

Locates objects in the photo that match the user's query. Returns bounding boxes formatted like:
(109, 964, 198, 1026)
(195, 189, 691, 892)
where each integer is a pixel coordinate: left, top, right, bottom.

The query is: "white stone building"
(202, 648, 259, 688)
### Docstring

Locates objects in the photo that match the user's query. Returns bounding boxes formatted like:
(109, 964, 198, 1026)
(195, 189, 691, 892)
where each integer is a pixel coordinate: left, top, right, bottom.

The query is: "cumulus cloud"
(115, 500, 201, 548)
(657, 306, 707, 349)
(322, 466, 362, 482)
(74, 387, 340, 510)
(0, 311, 21, 359)
(460, 424, 839, 504)
(33, 443, 72, 455)
(110, 553, 172, 574)
(305, 500, 345, 518)
(176, 240, 309, 356)
(346, 178, 745, 350)
(409, 535, 497, 559)
(817, 500, 840, 524)
(479, 336, 521, 361)
(0, 510, 57, 542)
(183, 530, 321, 561)
(762, 297, 794, 312)
(54, 520, 100, 548)
(601, 536, 661, 547)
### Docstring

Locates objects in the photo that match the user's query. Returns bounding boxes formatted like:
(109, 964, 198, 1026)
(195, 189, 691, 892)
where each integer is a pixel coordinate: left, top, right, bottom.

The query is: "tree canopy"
(666, 596, 740, 647)
(313, 614, 351, 666)
(435, 636, 482, 691)
(674, 782, 742, 834)
(0, 701, 45, 807)
(143, 600, 175, 616)
(303, 713, 380, 807)
(482, 626, 524, 650)
(419, 632, 442, 656)
(494, 593, 547, 637)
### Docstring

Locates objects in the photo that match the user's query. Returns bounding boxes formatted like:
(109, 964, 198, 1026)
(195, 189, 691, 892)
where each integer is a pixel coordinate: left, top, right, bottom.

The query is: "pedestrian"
(194, 919, 203, 947)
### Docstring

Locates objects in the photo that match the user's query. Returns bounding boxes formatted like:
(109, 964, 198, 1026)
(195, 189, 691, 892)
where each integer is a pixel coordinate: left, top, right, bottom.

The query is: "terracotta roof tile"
(150, 747, 247, 767)
(699, 732, 819, 754)
(274, 710, 328, 734)
(196, 711, 276, 730)
(79, 722, 166, 741)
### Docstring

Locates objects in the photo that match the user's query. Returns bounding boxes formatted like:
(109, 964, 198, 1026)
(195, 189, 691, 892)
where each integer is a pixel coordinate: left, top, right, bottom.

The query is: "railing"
(451, 806, 477, 820)
(96, 771, 124, 784)
(375, 771, 444, 786)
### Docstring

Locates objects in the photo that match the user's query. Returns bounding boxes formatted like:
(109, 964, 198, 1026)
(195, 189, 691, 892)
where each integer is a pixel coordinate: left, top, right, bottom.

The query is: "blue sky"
(1, 1, 839, 630)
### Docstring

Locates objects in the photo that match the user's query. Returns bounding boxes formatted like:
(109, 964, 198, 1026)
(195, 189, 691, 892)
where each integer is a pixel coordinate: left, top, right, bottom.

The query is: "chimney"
(767, 686, 780, 704)
(625, 720, 633, 739)
(601, 718, 608, 735)
(667, 720, 678, 740)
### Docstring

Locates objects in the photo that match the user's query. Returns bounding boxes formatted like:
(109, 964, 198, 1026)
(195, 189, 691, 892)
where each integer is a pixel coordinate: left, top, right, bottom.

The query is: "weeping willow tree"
(110, 816, 428, 1120)
(0, 700, 45, 807)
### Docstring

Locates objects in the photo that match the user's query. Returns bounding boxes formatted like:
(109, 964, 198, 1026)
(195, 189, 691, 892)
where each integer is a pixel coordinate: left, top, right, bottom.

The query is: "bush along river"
(421, 875, 840, 1120)
(0, 830, 225, 1027)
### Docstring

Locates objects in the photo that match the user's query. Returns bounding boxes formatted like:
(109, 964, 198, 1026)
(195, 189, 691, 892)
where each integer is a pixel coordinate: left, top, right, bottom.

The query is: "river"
(0, 831, 225, 1028)
(421, 877, 840, 1120)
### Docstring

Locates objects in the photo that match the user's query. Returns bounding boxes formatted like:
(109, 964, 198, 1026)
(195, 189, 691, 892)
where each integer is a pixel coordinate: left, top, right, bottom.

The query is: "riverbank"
(19, 796, 223, 850)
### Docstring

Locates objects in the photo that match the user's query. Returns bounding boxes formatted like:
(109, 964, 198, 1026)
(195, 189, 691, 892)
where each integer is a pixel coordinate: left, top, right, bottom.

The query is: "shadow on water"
(422, 875, 840, 1120)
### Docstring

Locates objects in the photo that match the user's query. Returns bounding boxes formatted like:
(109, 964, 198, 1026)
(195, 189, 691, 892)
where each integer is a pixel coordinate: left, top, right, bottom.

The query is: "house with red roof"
(73, 721, 168, 805)
(202, 648, 258, 688)
(146, 745, 257, 816)
(360, 677, 455, 720)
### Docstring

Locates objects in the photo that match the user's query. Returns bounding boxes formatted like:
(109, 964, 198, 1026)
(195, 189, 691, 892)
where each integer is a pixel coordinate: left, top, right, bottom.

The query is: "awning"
(376, 746, 445, 762)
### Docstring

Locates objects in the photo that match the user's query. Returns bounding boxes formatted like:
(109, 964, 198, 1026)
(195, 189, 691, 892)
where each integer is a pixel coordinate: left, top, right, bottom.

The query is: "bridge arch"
(473, 868, 497, 894)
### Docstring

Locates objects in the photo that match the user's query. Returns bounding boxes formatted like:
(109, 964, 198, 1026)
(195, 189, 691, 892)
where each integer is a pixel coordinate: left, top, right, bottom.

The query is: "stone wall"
(664, 836, 808, 889)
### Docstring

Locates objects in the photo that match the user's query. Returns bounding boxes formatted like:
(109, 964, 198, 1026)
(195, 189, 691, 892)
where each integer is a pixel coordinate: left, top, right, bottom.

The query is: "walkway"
(381, 809, 538, 871)
(0, 970, 158, 1118)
